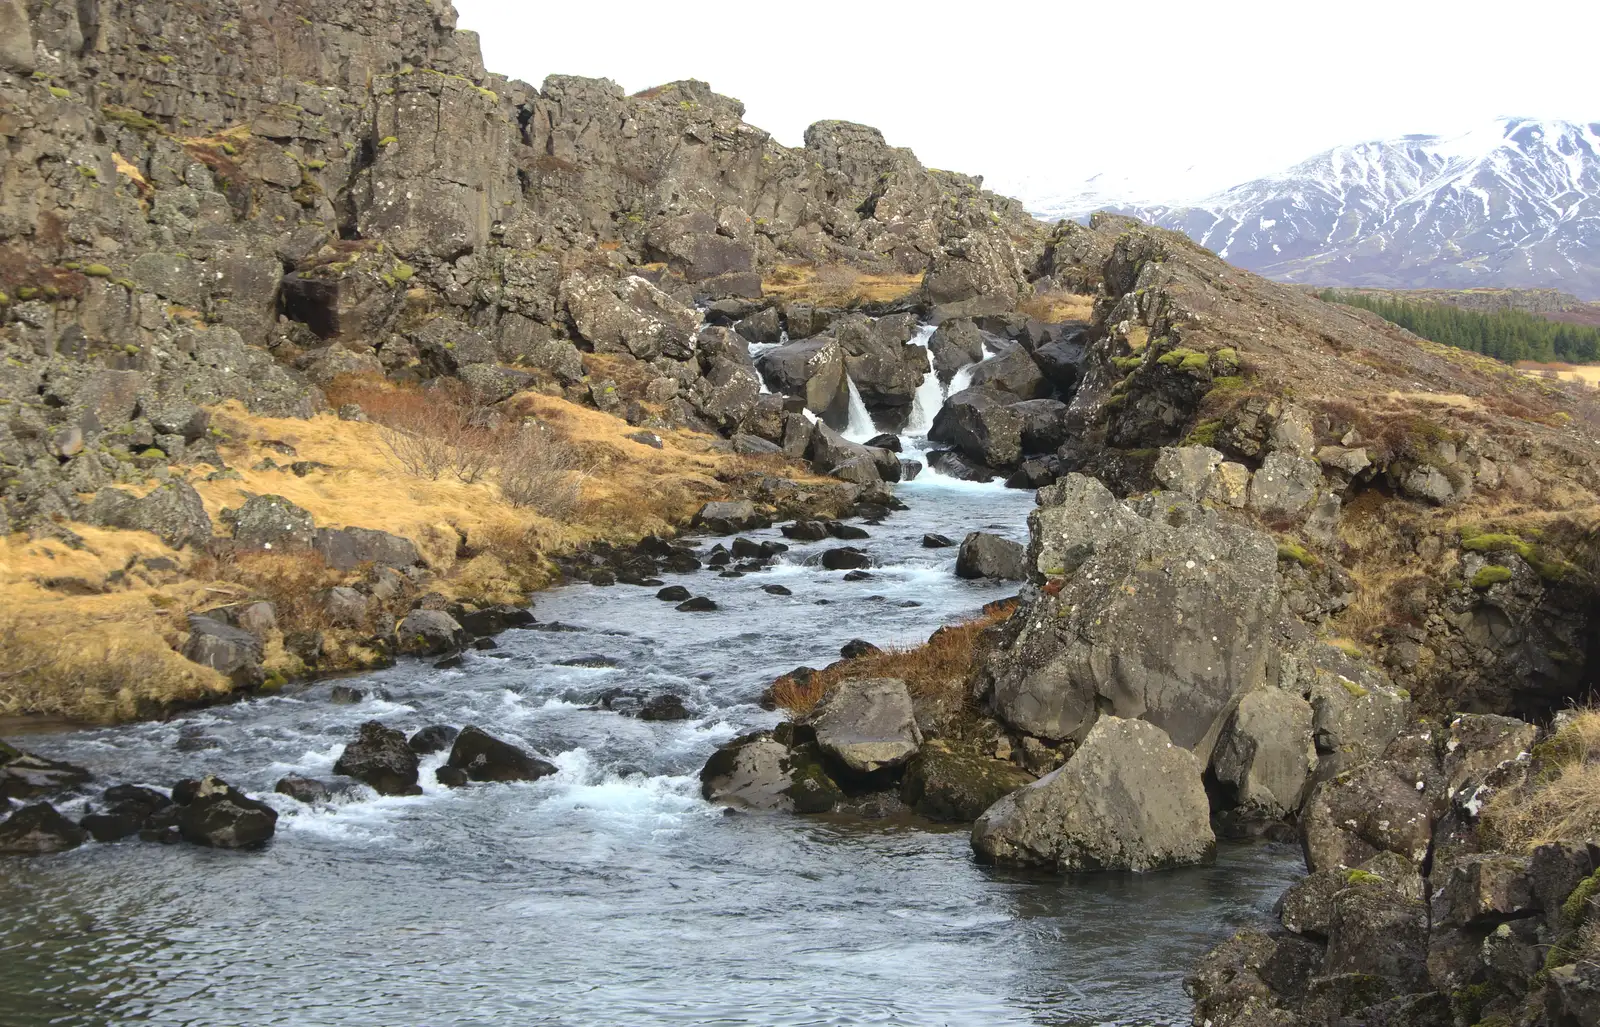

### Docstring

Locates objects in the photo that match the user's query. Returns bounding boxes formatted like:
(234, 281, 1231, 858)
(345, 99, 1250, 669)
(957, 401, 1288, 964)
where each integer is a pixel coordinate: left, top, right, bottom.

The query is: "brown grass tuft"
(1480, 708, 1600, 853)
(1017, 290, 1096, 323)
(769, 604, 1017, 717)
(760, 263, 922, 308)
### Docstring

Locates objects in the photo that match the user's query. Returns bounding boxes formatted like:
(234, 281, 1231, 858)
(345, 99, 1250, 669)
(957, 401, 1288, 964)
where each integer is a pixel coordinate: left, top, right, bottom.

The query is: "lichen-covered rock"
(563, 273, 701, 361)
(1300, 760, 1436, 873)
(928, 319, 986, 381)
(397, 609, 467, 656)
(989, 475, 1281, 756)
(694, 500, 765, 535)
(1278, 850, 1425, 938)
(968, 345, 1049, 400)
(230, 495, 316, 552)
(899, 741, 1034, 822)
(971, 717, 1214, 872)
(809, 677, 921, 777)
(757, 337, 848, 424)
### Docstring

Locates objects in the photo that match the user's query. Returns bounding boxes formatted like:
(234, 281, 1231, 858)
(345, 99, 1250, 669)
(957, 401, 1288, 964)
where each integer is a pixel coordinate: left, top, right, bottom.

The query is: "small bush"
(497, 423, 586, 517)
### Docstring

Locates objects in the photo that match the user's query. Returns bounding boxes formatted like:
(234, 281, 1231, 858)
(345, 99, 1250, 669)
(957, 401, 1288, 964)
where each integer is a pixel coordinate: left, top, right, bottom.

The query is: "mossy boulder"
(899, 741, 1034, 822)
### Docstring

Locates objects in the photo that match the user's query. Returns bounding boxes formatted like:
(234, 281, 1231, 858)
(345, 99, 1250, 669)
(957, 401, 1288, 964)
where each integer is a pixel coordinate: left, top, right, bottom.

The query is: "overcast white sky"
(454, 0, 1599, 205)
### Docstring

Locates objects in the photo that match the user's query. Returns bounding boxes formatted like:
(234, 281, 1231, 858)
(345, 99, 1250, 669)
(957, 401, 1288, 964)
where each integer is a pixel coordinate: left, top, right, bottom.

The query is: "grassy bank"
(0, 387, 812, 723)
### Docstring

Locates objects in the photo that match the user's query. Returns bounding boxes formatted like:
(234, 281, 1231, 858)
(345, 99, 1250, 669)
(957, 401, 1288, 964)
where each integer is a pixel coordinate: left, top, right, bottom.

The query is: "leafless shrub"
(497, 423, 588, 517)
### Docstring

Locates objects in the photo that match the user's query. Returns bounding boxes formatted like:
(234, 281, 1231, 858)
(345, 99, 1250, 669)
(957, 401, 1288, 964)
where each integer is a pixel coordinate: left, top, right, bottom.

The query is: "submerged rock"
(407, 725, 460, 755)
(0, 802, 87, 855)
(79, 784, 174, 843)
(971, 717, 1214, 873)
(0, 741, 92, 800)
(274, 775, 337, 805)
(334, 721, 422, 796)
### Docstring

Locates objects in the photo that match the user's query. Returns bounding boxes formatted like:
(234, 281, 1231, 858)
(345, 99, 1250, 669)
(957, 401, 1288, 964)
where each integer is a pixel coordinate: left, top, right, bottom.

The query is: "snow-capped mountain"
(1035, 118, 1600, 299)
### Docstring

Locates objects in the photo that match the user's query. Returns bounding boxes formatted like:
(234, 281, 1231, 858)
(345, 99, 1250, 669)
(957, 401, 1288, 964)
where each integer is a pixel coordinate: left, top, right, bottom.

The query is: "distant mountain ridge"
(1035, 118, 1600, 299)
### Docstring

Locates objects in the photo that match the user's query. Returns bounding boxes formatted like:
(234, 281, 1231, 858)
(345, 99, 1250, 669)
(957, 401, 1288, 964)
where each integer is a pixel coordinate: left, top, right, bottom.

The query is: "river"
(0, 344, 1304, 1027)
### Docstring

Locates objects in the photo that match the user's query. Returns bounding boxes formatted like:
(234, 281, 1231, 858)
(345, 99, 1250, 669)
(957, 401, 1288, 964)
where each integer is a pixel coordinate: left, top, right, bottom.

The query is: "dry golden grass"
(1017, 290, 1096, 322)
(0, 525, 232, 720)
(760, 263, 922, 308)
(769, 604, 1016, 717)
(1481, 708, 1600, 853)
(1, 388, 815, 721)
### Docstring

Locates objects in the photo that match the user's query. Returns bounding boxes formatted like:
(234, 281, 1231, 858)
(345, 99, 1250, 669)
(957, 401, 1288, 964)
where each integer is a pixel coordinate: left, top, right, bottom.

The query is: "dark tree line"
(1320, 290, 1600, 365)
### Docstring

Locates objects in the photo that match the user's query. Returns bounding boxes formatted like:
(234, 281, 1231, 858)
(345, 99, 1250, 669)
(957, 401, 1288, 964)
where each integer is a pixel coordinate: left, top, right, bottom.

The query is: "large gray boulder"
(927, 386, 1025, 468)
(922, 227, 1024, 321)
(928, 319, 986, 381)
(181, 615, 264, 689)
(955, 532, 1027, 581)
(1209, 687, 1316, 818)
(757, 337, 848, 424)
(833, 314, 928, 410)
(808, 424, 899, 484)
(809, 678, 922, 776)
(988, 476, 1282, 758)
(1300, 759, 1437, 872)
(397, 610, 467, 656)
(87, 481, 213, 549)
(312, 527, 421, 571)
(971, 717, 1214, 872)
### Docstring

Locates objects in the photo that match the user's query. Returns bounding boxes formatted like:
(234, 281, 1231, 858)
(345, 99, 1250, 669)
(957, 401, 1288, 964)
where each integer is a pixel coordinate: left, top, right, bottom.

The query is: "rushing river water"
(0, 352, 1304, 1027)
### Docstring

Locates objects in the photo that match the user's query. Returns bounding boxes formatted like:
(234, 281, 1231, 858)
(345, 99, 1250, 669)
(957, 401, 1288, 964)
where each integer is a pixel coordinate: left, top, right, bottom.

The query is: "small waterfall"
(842, 376, 878, 442)
(946, 360, 980, 396)
(903, 348, 943, 438)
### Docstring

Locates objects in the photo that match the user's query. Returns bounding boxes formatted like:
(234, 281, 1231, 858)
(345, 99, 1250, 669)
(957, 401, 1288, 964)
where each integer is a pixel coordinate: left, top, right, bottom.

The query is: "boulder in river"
(656, 585, 692, 602)
(635, 694, 693, 721)
(334, 721, 422, 796)
(922, 533, 955, 549)
(900, 741, 1035, 822)
(971, 717, 1215, 872)
(676, 596, 718, 612)
(0, 802, 87, 855)
(446, 726, 558, 784)
(699, 728, 842, 814)
(274, 775, 337, 805)
(397, 609, 468, 656)
(456, 604, 536, 638)
(955, 532, 1026, 581)
(755, 337, 848, 424)
(928, 387, 1024, 469)
(0, 740, 92, 800)
(810, 678, 922, 777)
(821, 547, 870, 571)
(968, 344, 1049, 400)
(80, 784, 173, 842)
(928, 319, 986, 381)
(177, 776, 279, 849)
(781, 520, 830, 541)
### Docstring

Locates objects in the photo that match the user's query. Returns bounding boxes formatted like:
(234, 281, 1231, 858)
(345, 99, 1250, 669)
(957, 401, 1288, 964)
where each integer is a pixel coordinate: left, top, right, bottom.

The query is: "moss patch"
(1470, 566, 1512, 588)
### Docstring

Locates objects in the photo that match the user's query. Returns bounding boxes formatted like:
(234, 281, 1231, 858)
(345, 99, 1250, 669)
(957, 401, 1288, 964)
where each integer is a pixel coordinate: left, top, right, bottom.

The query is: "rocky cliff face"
(0, 0, 1044, 532)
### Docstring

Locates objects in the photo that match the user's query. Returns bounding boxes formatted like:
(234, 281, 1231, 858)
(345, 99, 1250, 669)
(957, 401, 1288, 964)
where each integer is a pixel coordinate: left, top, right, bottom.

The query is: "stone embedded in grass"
(810, 677, 921, 777)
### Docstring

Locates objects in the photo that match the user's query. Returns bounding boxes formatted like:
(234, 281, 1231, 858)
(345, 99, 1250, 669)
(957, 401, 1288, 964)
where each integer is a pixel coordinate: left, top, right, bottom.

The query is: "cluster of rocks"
(701, 675, 1030, 822)
(327, 721, 556, 795)
(2, 740, 278, 853)
(1188, 714, 1599, 1027)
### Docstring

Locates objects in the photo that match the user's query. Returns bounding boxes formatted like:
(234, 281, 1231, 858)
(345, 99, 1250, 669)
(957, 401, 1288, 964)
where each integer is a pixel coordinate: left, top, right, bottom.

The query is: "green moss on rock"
(1471, 566, 1513, 588)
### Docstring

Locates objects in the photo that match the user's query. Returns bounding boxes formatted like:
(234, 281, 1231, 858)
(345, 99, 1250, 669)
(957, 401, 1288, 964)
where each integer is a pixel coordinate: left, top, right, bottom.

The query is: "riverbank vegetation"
(0, 390, 803, 723)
